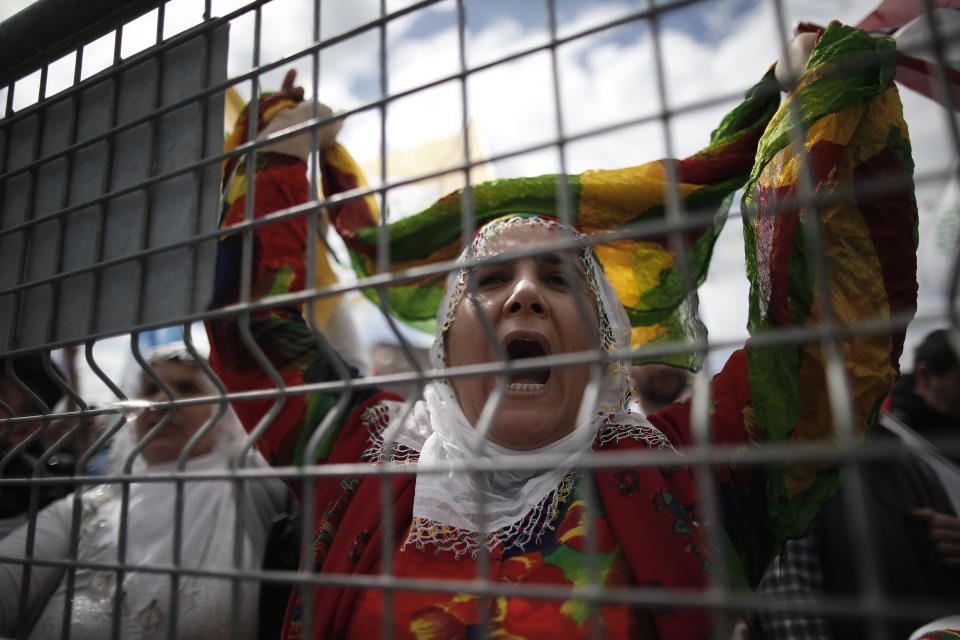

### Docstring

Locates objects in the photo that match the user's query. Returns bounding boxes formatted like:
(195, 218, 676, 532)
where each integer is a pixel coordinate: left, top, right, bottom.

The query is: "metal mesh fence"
(0, 0, 958, 639)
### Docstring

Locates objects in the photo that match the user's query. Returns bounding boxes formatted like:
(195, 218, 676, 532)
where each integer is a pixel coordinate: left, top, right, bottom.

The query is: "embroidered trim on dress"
(401, 470, 578, 559)
(362, 441, 420, 464)
(356, 397, 677, 558)
(359, 400, 420, 463)
(595, 417, 676, 451)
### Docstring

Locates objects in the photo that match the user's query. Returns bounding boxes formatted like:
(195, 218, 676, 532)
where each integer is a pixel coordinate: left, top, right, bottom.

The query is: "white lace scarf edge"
(359, 399, 677, 559)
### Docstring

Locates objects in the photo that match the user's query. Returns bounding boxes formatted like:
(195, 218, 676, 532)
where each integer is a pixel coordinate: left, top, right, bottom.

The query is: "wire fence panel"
(0, 21, 228, 350)
(0, 0, 958, 639)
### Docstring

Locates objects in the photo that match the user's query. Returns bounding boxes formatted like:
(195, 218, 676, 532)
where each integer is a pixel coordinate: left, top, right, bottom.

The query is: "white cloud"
(6, 0, 955, 396)
(255, 0, 954, 363)
(348, 0, 952, 361)
(0, 0, 37, 22)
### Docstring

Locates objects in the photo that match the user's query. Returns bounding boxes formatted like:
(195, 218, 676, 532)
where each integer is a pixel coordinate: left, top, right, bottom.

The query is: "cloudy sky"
(2, 0, 957, 401)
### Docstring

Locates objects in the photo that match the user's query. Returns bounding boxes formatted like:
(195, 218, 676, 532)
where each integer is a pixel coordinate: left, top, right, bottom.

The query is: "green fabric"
(741, 23, 904, 541)
(351, 175, 584, 261)
(743, 25, 897, 202)
(343, 70, 781, 351)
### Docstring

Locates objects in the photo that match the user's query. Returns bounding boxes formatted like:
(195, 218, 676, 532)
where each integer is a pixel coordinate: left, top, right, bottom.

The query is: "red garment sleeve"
(205, 154, 376, 472)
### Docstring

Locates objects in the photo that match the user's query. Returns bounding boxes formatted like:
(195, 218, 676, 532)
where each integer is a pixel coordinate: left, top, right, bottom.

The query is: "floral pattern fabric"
(344, 480, 658, 639)
(206, 24, 918, 640)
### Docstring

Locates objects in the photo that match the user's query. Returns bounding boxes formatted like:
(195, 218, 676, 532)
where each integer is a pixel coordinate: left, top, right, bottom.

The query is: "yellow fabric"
(224, 86, 245, 133)
(221, 97, 299, 187)
(630, 324, 669, 353)
(594, 239, 675, 309)
(756, 104, 865, 192)
(261, 101, 298, 130)
(594, 238, 677, 353)
(359, 241, 461, 280)
(579, 162, 701, 232)
(310, 144, 380, 328)
(308, 234, 341, 330)
(781, 86, 906, 498)
(224, 172, 247, 207)
(324, 143, 380, 226)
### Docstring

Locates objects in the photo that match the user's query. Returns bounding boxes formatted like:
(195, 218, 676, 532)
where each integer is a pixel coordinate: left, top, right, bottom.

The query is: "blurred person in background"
(755, 327, 960, 640)
(40, 346, 109, 475)
(0, 344, 286, 639)
(0, 355, 74, 539)
(207, 22, 925, 637)
(630, 363, 691, 415)
(887, 328, 960, 460)
(369, 341, 432, 398)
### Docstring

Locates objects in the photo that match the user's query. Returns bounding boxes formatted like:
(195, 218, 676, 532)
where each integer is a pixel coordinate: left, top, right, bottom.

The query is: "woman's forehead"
(141, 359, 203, 386)
(475, 221, 574, 258)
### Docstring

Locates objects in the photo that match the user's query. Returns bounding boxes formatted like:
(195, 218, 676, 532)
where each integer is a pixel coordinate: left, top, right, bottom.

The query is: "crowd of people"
(0, 346, 287, 639)
(756, 330, 960, 640)
(0, 18, 958, 640)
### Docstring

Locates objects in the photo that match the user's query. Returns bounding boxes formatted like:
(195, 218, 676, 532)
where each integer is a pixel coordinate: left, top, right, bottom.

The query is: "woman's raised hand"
(255, 69, 342, 160)
(775, 32, 817, 91)
(913, 508, 960, 569)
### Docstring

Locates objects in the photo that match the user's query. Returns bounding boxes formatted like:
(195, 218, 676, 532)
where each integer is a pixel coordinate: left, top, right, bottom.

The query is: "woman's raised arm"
(648, 24, 918, 587)
(206, 75, 394, 471)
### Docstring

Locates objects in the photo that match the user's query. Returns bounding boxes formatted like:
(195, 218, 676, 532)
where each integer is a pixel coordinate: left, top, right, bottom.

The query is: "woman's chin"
(488, 409, 574, 450)
(141, 440, 202, 465)
(482, 375, 585, 449)
(141, 447, 180, 466)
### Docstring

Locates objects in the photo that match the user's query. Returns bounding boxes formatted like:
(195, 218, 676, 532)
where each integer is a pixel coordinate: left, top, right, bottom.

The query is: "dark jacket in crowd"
(814, 376, 960, 639)
(0, 440, 76, 538)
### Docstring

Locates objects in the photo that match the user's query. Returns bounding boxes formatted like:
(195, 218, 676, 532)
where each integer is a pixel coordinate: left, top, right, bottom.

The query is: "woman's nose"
(144, 387, 167, 402)
(142, 384, 172, 403)
(504, 278, 548, 316)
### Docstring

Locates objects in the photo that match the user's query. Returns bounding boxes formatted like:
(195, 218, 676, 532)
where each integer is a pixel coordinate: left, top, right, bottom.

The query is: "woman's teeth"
(508, 382, 544, 391)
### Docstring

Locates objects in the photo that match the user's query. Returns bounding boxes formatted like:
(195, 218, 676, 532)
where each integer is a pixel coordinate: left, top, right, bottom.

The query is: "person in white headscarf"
(210, 211, 691, 637)
(207, 206, 912, 639)
(0, 344, 286, 640)
(205, 26, 920, 639)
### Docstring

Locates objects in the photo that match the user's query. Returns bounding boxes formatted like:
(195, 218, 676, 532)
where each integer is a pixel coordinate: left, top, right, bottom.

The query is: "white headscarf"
(108, 341, 256, 473)
(366, 216, 675, 558)
(26, 344, 281, 640)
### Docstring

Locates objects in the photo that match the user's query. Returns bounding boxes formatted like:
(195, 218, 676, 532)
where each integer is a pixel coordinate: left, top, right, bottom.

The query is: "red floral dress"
(344, 480, 657, 639)
(206, 141, 914, 638)
(208, 31, 918, 633)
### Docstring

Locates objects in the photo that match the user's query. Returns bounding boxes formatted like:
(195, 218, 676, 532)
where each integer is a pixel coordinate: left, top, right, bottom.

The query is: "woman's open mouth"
(504, 337, 550, 391)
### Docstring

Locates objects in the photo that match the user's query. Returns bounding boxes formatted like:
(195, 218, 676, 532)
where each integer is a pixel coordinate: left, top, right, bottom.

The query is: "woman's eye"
(545, 272, 569, 287)
(175, 382, 202, 396)
(477, 272, 506, 287)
